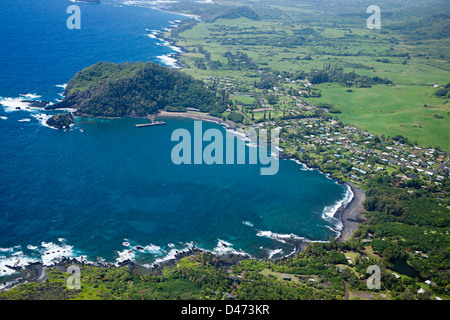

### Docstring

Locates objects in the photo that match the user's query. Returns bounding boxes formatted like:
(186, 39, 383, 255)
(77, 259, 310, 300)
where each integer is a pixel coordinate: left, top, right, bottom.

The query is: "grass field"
(174, 12, 450, 150)
(306, 83, 450, 150)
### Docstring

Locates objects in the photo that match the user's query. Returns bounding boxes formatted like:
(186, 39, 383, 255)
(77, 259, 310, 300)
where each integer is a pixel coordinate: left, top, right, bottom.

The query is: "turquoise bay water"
(0, 0, 349, 281)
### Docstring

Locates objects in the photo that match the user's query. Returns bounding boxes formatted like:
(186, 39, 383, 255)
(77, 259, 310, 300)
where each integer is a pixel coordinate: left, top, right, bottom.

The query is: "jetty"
(135, 116, 166, 128)
(135, 121, 166, 127)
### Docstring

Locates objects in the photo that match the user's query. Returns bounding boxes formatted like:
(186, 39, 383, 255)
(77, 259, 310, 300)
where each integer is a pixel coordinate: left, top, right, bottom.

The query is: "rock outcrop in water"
(46, 113, 74, 130)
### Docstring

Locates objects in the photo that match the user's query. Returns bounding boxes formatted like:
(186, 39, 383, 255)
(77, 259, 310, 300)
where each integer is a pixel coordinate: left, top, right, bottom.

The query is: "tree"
(434, 88, 447, 97)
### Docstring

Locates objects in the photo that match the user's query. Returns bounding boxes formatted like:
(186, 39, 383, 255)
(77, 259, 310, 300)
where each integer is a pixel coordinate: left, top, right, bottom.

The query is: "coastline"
(158, 110, 367, 243)
(336, 182, 367, 242)
(156, 5, 366, 243)
(0, 4, 369, 291)
(283, 152, 367, 242)
(157, 110, 237, 130)
(0, 182, 366, 291)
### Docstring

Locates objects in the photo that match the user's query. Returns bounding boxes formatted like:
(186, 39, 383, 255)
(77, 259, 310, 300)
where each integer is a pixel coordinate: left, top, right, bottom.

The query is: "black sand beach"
(157, 110, 237, 130)
(337, 183, 367, 242)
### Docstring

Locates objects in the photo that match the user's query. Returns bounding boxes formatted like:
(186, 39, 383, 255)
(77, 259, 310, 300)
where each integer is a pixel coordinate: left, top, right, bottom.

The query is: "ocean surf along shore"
(0, 0, 366, 289)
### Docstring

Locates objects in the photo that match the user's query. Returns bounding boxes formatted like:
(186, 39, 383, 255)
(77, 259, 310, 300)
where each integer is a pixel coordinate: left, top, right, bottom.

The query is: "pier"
(135, 115, 166, 127)
(135, 121, 166, 127)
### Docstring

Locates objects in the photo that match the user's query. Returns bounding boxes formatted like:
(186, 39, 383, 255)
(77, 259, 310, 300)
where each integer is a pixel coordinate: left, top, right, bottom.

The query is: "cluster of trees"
(226, 112, 245, 123)
(168, 2, 258, 23)
(434, 83, 450, 98)
(223, 51, 258, 70)
(254, 72, 279, 90)
(54, 62, 231, 118)
(308, 64, 393, 87)
(197, 45, 223, 70)
(360, 179, 450, 286)
(220, 35, 306, 48)
(364, 186, 407, 217)
(386, 12, 450, 41)
(206, 6, 259, 22)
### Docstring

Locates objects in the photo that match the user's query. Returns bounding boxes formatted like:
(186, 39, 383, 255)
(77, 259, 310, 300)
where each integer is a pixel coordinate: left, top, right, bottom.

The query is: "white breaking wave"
(242, 221, 254, 227)
(0, 96, 58, 129)
(116, 249, 135, 264)
(144, 244, 162, 254)
(322, 183, 354, 221)
(267, 248, 282, 259)
(55, 83, 67, 89)
(0, 251, 38, 280)
(40, 241, 76, 266)
(0, 97, 34, 113)
(20, 93, 41, 99)
(0, 240, 78, 280)
(211, 239, 247, 256)
(115, 240, 168, 266)
(157, 54, 181, 69)
(150, 241, 196, 266)
(256, 230, 309, 244)
(290, 158, 314, 171)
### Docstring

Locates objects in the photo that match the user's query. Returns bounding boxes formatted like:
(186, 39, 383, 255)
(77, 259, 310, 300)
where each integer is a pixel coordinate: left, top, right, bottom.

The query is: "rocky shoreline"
(1, 180, 365, 290)
(0, 247, 249, 291)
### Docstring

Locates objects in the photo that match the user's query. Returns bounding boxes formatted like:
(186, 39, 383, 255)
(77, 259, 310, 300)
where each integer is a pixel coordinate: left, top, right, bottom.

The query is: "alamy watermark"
(367, 265, 381, 290)
(67, 5, 81, 30)
(171, 121, 280, 175)
(66, 265, 81, 290)
(367, 5, 381, 30)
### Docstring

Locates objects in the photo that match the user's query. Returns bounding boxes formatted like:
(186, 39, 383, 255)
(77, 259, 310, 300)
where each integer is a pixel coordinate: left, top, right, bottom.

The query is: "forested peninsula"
(46, 61, 231, 127)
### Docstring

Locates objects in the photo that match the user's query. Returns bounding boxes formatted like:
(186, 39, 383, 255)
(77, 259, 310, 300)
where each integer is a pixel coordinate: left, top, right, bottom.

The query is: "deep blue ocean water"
(0, 0, 350, 283)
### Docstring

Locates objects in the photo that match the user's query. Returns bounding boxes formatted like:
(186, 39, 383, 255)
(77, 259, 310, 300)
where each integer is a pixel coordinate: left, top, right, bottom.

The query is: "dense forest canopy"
(52, 61, 231, 118)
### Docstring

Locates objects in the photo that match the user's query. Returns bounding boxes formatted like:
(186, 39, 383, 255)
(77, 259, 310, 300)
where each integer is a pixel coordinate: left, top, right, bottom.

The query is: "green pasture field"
(305, 83, 450, 150)
(175, 12, 449, 150)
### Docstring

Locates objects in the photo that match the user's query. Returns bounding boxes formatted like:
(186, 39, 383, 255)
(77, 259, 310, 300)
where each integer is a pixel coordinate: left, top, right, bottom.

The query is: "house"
(282, 274, 291, 281)
(352, 167, 367, 175)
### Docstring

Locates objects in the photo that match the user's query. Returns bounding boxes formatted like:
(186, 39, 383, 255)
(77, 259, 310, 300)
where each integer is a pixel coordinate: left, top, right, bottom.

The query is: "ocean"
(0, 0, 350, 285)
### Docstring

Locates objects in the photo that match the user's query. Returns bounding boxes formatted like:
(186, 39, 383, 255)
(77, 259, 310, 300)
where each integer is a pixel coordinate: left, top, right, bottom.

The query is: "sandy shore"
(157, 110, 237, 130)
(337, 182, 367, 242)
